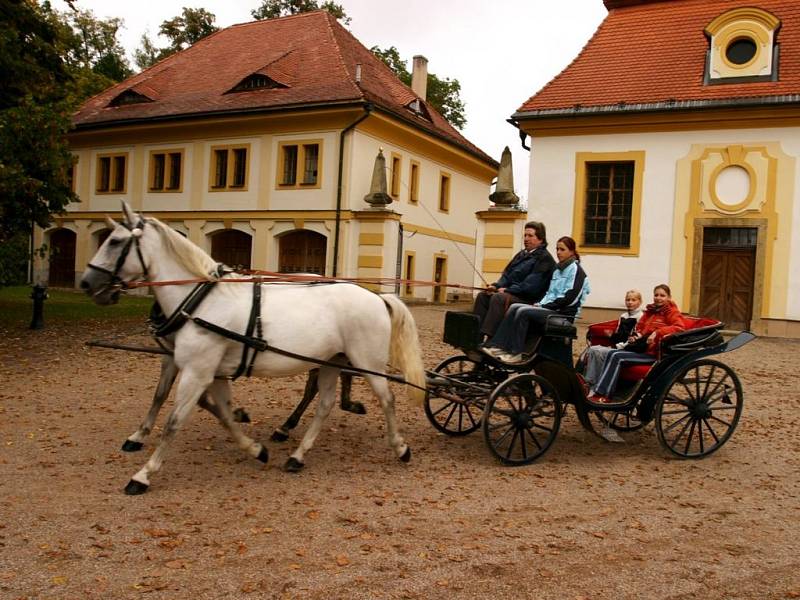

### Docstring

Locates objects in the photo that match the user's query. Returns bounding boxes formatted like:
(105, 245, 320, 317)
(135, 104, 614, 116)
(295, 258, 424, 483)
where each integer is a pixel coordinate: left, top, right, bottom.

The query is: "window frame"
(95, 152, 128, 194)
(403, 250, 416, 297)
(148, 148, 184, 193)
(390, 153, 402, 199)
(572, 151, 644, 257)
(276, 139, 322, 189)
(209, 144, 250, 192)
(409, 160, 420, 203)
(438, 171, 451, 213)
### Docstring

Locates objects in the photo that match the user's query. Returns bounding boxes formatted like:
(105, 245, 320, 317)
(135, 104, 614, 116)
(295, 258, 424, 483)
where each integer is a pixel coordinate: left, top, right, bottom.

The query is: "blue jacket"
(540, 258, 590, 317)
(495, 244, 556, 303)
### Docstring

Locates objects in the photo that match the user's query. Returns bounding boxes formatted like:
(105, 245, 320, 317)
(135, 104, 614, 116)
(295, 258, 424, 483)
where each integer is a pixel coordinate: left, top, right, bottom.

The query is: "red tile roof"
(74, 11, 495, 166)
(515, 0, 800, 116)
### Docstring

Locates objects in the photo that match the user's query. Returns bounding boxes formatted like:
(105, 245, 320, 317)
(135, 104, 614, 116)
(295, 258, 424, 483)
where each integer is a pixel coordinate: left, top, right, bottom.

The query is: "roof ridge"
(227, 9, 325, 29)
(517, 11, 612, 112)
(320, 12, 363, 100)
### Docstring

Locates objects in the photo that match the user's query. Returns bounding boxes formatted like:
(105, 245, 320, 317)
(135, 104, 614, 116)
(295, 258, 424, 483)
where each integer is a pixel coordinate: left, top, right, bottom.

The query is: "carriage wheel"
(655, 359, 743, 459)
(425, 355, 493, 436)
(482, 374, 561, 465)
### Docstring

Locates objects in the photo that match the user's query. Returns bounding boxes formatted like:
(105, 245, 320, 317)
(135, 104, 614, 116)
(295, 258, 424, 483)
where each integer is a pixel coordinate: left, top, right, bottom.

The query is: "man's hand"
(486, 284, 497, 292)
(497, 287, 506, 293)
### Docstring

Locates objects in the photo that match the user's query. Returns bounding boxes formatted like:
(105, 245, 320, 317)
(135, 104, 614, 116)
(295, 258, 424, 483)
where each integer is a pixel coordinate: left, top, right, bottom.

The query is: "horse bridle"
(86, 218, 150, 294)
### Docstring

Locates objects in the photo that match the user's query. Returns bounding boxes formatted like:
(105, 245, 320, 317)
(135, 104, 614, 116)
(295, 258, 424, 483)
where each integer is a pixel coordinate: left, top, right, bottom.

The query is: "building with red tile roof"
(513, 0, 800, 337)
(42, 11, 499, 302)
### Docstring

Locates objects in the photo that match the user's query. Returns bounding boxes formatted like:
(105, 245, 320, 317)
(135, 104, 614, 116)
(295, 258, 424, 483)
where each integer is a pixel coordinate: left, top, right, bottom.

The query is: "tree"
(251, 0, 351, 25)
(371, 46, 466, 130)
(134, 7, 219, 70)
(0, 0, 77, 284)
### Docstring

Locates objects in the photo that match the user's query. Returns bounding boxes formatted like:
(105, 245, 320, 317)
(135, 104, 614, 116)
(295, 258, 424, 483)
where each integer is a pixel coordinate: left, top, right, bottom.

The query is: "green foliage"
(134, 7, 219, 70)
(0, 233, 32, 286)
(371, 46, 467, 130)
(251, 0, 351, 25)
(0, 286, 152, 326)
(0, 0, 77, 268)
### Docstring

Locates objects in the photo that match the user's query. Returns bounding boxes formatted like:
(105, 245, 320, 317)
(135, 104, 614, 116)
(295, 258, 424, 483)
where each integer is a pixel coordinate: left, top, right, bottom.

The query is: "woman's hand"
(647, 332, 657, 344)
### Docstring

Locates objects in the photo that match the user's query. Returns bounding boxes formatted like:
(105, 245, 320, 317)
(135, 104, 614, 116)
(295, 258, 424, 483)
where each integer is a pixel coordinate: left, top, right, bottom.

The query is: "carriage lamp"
(29, 284, 48, 330)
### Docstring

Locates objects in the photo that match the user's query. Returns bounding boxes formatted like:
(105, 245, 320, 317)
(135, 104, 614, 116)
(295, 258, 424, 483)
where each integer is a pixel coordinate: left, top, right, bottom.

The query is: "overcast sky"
(56, 0, 608, 201)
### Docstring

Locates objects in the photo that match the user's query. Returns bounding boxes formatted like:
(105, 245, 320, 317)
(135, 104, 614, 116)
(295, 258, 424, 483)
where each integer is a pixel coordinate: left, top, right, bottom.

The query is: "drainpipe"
(333, 103, 373, 277)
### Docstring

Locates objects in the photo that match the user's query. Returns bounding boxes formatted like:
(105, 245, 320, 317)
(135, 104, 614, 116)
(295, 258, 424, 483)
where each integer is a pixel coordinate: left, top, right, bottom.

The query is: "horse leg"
(124, 369, 213, 495)
(271, 368, 319, 442)
(365, 374, 411, 463)
(284, 367, 339, 472)
(203, 379, 268, 463)
(122, 356, 177, 452)
(339, 373, 366, 415)
(197, 386, 251, 424)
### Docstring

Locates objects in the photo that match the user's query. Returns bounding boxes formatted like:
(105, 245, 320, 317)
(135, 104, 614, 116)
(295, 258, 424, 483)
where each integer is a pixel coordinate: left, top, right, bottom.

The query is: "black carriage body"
(428, 310, 754, 464)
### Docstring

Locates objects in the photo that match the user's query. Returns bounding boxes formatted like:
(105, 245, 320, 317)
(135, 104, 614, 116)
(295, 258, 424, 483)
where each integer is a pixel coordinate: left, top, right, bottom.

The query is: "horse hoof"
(256, 446, 269, 463)
(399, 447, 412, 463)
(342, 401, 367, 415)
(233, 408, 251, 424)
(283, 457, 304, 473)
(121, 440, 143, 452)
(270, 430, 289, 443)
(124, 479, 149, 495)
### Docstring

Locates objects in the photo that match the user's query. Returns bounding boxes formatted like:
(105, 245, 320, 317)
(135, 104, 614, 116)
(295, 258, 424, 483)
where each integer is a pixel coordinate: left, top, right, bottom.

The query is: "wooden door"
(433, 256, 446, 303)
(699, 248, 755, 330)
(278, 231, 326, 275)
(49, 228, 76, 287)
(211, 230, 252, 270)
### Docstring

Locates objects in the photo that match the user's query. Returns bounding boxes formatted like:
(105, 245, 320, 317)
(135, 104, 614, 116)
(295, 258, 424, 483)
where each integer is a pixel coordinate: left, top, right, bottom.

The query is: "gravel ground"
(1, 303, 799, 599)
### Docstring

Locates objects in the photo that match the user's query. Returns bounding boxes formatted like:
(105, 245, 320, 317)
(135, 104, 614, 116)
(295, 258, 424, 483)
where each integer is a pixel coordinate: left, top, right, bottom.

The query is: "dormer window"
(228, 74, 287, 93)
(406, 98, 431, 121)
(108, 89, 154, 107)
(705, 8, 781, 84)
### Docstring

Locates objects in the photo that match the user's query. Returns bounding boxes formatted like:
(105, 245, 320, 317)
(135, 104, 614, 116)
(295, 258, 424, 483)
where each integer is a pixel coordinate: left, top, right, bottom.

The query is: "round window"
(726, 37, 757, 65)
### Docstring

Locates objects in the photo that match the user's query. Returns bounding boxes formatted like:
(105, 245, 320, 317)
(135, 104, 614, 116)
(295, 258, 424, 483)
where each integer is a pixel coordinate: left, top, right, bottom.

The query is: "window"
(584, 162, 634, 247)
(409, 161, 420, 203)
(67, 158, 77, 193)
(96, 153, 127, 193)
(438, 172, 451, 212)
(149, 150, 184, 192)
(404, 252, 416, 297)
(277, 140, 322, 189)
(209, 145, 249, 191)
(390, 154, 402, 198)
(572, 151, 644, 256)
(704, 7, 780, 83)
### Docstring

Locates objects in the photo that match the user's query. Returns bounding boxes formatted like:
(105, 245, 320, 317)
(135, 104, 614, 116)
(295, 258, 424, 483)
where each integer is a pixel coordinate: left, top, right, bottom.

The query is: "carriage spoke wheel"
(425, 355, 496, 436)
(483, 374, 561, 465)
(656, 359, 743, 458)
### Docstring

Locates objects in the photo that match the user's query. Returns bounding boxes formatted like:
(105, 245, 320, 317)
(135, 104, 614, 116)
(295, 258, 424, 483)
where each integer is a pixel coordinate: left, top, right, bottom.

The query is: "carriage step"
(599, 427, 625, 443)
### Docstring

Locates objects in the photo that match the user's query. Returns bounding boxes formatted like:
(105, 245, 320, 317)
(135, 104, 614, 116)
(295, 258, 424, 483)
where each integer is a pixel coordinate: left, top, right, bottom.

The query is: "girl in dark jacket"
(589, 284, 684, 403)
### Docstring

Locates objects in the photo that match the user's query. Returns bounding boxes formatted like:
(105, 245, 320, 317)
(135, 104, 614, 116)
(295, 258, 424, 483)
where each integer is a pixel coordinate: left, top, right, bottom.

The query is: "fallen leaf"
(335, 554, 350, 566)
(52, 575, 67, 585)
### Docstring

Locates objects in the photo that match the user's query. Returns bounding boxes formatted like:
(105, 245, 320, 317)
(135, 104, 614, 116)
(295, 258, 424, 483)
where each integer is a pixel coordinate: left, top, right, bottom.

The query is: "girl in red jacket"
(589, 284, 684, 404)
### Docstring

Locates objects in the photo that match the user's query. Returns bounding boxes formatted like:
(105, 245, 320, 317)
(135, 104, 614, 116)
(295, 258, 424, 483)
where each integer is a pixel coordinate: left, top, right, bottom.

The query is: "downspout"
(333, 102, 373, 277)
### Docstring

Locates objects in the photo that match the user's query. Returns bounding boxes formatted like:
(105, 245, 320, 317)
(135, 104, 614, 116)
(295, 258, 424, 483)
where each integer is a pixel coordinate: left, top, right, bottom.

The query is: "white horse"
(80, 202, 426, 495)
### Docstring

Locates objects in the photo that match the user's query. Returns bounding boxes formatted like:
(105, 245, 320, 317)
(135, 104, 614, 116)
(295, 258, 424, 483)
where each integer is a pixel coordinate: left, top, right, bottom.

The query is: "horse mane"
(149, 218, 220, 280)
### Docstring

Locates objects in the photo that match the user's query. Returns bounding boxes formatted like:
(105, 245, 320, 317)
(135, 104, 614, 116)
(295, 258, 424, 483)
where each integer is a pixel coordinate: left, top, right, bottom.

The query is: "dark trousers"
(473, 291, 521, 337)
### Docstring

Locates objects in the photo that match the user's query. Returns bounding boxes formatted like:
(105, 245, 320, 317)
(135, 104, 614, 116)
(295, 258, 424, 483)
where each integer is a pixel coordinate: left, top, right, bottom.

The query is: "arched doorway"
(210, 229, 252, 270)
(95, 229, 111, 249)
(49, 228, 76, 287)
(278, 231, 326, 275)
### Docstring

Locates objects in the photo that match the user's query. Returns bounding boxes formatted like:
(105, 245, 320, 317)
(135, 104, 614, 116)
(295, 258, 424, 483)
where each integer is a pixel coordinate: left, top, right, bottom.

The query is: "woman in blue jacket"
(483, 236, 590, 364)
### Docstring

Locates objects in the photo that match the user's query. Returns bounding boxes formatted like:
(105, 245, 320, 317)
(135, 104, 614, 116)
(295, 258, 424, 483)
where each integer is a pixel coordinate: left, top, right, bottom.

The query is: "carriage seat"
(587, 315, 724, 382)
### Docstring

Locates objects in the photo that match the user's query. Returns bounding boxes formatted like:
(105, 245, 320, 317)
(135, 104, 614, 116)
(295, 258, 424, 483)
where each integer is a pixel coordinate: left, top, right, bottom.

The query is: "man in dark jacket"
(473, 221, 556, 338)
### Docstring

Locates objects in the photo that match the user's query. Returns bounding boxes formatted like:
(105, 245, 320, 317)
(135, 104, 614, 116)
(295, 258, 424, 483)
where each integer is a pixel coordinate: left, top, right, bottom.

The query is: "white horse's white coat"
(81, 202, 426, 493)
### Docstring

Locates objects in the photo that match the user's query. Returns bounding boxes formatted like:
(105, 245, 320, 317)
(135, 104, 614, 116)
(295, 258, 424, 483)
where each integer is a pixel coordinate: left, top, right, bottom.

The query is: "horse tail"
(380, 294, 426, 405)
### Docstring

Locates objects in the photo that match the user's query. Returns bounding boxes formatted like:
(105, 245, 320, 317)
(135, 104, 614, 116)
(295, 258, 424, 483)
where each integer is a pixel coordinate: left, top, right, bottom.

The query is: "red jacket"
(636, 300, 684, 354)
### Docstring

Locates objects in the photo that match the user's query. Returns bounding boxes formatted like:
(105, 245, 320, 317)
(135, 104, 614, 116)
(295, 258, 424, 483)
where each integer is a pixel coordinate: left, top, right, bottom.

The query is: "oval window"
(726, 37, 757, 65)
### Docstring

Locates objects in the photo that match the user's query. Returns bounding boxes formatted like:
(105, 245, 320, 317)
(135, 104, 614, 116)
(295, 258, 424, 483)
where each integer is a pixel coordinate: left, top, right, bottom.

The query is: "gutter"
(511, 94, 800, 121)
(332, 103, 373, 277)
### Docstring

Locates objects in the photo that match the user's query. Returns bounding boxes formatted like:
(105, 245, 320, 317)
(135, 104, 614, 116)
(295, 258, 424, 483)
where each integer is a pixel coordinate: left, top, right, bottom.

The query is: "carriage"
(423, 310, 754, 465)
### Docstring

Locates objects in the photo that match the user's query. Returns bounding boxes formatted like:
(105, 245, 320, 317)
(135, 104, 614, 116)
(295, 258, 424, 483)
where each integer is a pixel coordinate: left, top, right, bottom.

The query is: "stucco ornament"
(489, 146, 520, 208)
(363, 149, 393, 208)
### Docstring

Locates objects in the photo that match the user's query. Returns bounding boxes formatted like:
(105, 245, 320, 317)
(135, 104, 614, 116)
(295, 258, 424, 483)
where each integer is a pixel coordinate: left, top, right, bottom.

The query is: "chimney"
(411, 55, 428, 100)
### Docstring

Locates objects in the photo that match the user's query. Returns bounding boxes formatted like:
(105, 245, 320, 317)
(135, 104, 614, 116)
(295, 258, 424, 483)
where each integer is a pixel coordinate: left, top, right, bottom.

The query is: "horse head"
(80, 201, 150, 305)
